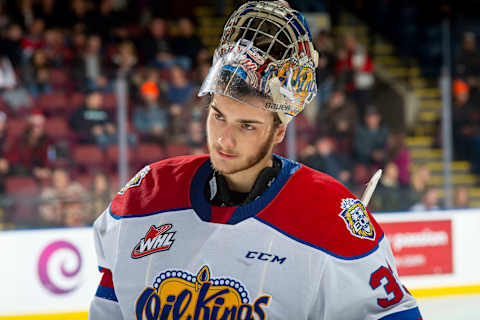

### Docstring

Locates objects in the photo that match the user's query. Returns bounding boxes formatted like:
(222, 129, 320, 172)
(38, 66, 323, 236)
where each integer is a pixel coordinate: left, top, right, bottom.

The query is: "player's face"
(206, 94, 285, 176)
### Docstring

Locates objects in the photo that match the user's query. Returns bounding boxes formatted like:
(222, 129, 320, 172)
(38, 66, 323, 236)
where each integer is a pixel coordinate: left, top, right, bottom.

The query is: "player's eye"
(241, 123, 256, 131)
(214, 113, 224, 121)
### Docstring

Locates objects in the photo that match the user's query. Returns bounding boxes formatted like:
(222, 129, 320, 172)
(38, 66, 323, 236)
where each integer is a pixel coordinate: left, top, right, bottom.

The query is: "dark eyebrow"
(211, 105, 265, 125)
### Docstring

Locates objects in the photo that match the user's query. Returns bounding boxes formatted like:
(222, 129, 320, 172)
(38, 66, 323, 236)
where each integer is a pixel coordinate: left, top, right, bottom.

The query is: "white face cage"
(198, 1, 318, 124)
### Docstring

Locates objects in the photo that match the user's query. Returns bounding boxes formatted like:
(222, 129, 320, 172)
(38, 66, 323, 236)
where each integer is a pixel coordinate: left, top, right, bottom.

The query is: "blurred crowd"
(0, 0, 473, 229)
(0, 0, 210, 228)
(449, 32, 480, 175)
(292, 30, 472, 214)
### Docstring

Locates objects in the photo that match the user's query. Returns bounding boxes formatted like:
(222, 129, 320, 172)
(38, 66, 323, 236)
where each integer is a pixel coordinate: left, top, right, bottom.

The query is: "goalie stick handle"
(361, 169, 382, 207)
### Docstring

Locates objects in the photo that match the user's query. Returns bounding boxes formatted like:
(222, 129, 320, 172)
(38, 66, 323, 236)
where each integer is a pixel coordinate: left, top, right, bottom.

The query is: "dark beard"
(208, 126, 276, 175)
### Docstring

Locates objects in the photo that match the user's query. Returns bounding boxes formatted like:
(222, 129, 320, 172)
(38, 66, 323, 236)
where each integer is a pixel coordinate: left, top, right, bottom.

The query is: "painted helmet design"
(199, 1, 318, 124)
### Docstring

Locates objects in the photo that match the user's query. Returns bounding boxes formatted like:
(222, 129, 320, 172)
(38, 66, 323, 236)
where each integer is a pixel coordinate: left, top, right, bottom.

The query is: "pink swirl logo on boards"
(37, 240, 83, 294)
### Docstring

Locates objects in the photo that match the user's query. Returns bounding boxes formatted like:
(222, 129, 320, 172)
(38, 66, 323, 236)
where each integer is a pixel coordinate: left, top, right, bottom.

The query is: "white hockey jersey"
(89, 154, 423, 320)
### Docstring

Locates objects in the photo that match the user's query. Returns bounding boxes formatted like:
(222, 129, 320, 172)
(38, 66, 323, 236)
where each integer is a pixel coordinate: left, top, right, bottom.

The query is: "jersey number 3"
(369, 265, 404, 308)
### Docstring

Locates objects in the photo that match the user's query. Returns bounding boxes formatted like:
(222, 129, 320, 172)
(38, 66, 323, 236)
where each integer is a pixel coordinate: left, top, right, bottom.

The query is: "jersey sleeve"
(311, 236, 422, 320)
(89, 207, 124, 320)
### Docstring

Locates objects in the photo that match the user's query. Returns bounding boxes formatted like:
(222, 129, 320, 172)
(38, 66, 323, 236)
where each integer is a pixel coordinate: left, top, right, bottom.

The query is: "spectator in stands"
(70, 29, 87, 55)
(69, 90, 116, 148)
(20, 18, 46, 61)
(451, 79, 480, 174)
(26, 66, 52, 97)
(313, 30, 336, 109)
(0, 110, 8, 154)
(452, 79, 475, 161)
(454, 186, 470, 209)
(63, 200, 88, 227)
(7, 109, 51, 180)
(191, 62, 212, 122)
(454, 32, 480, 95)
(0, 2, 9, 28)
(170, 17, 206, 70)
(38, 167, 87, 227)
(23, 49, 50, 87)
(373, 162, 406, 212)
(193, 62, 211, 89)
(167, 65, 194, 138)
(405, 164, 431, 207)
(43, 28, 70, 67)
(190, 144, 205, 155)
(187, 120, 205, 150)
(133, 81, 168, 143)
(316, 89, 357, 155)
(354, 106, 390, 167)
(410, 187, 441, 211)
(0, 111, 9, 193)
(73, 34, 109, 91)
(66, 0, 91, 30)
(302, 136, 352, 186)
(0, 80, 32, 113)
(87, 0, 124, 42)
(336, 33, 374, 119)
(298, 143, 316, 161)
(0, 56, 17, 89)
(141, 17, 174, 68)
(167, 64, 194, 105)
(112, 41, 137, 78)
(387, 132, 411, 186)
(0, 23, 23, 67)
(88, 171, 114, 223)
(34, 0, 64, 29)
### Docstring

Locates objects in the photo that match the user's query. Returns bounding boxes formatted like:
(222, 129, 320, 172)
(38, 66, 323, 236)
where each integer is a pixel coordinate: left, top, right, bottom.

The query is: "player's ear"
(273, 123, 287, 145)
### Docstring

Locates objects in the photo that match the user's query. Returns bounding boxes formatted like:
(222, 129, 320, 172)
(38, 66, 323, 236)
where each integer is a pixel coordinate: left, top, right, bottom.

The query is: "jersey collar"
(190, 154, 300, 224)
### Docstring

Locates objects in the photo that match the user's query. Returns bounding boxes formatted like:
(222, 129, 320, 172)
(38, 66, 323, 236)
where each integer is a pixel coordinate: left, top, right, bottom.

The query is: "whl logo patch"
(132, 224, 175, 259)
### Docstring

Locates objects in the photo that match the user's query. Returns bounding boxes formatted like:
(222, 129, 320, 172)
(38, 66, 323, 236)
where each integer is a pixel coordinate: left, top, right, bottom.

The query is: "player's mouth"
(217, 150, 237, 159)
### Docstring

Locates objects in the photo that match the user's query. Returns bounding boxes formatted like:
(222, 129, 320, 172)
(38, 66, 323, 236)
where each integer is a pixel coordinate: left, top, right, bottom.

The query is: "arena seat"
(7, 118, 28, 140)
(44, 117, 72, 141)
(73, 144, 105, 170)
(69, 92, 85, 110)
(101, 92, 117, 111)
(166, 142, 190, 157)
(105, 145, 135, 171)
(353, 163, 370, 186)
(135, 143, 165, 167)
(4, 176, 40, 227)
(36, 92, 68, 115)
(5, 176, 39, 195)
(50, 68, 72, 91)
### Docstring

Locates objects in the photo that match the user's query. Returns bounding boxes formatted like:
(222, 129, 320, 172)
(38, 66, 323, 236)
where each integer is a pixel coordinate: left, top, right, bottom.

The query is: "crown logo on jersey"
(339, 198, 375, 240)
(131, 224, 175, 259)
(135, 265, 270, 320)
(119, 165, 150, 194)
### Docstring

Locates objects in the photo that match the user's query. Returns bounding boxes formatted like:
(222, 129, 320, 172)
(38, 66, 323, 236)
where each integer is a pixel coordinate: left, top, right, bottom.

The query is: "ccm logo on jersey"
(246, 251, 287, 264)
(131, 224, 175, 259)
(339, 198, 375, 240)
(136, 265, 270, 320)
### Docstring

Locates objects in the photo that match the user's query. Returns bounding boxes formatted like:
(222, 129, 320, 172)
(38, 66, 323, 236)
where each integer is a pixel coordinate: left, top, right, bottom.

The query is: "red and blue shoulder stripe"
(95, 267, 118, 302)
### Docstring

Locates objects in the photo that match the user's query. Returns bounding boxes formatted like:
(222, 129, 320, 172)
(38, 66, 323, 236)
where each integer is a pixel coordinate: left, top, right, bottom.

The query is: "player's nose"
(217, 124, 236, 150)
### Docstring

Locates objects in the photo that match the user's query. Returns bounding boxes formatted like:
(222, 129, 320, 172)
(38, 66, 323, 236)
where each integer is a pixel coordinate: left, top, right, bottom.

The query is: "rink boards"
(0, 209, 479, 318)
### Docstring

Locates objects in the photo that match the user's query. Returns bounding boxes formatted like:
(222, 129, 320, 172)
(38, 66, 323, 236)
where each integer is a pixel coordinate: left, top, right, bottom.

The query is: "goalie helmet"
(198, 1, 318, 124)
